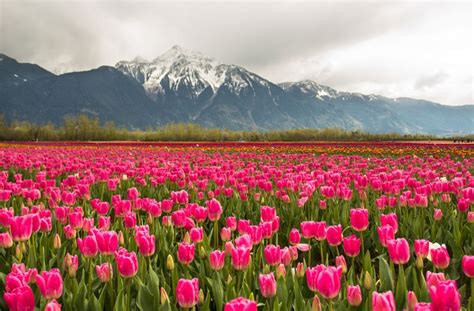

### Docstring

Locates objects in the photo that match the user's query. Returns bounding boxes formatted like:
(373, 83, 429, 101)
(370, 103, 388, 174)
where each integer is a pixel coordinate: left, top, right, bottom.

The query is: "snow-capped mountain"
(1, 47, 473, 135)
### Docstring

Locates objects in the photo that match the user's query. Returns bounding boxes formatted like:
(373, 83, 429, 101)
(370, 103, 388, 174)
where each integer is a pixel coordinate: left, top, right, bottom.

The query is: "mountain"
(1, 47, 473, 135)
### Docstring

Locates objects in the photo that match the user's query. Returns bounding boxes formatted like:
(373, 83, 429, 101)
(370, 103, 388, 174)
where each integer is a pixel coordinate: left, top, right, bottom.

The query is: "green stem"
(213, 221, 218, 249)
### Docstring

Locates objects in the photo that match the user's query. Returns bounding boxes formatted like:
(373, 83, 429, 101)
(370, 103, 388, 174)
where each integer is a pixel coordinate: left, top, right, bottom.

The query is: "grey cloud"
(414, 72, 449, 90)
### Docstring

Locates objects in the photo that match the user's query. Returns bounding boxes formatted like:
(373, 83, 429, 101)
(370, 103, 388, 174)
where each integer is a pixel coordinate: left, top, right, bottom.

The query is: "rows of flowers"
(0, 144, 473, 310)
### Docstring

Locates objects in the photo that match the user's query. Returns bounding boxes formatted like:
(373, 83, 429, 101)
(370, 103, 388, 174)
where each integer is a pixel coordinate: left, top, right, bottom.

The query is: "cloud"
(0, 0, 472, 105)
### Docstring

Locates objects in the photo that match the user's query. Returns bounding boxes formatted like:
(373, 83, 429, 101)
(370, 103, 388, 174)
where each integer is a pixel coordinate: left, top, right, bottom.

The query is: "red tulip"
(178, 242, 195, 265)
(96, 262, 113, 282)
(9, 215, 33, 242)
(224, 297, 257, 311)
(176, 278, 199, 308)
(306, 264, 342, 299)
(264, 244, 281, 266)
(114, 248, 138, 278)
(231, 246, 251, 270)
(372, 291, 396, 311)
(414, 239, 429, 258)
(387, 238, 410, 264)
(350, 208, 369, 231)
(462, 255, 474, 278)
(36, 268, 63, 300)
(94, 230, 118, 255)
(377, 225, 394, 247)
(258, 272, 277, 298)
(4, 285, 36, 311)
(343, 235, 361, 257)
(430, 245, 450, 269)
(326, 224, 342, 246)
(429, 280, 461, 311)
(209, 250, 225, 271)
(380, 213, 398, 233)
(45, 299, 61, 311)
(347, 285, 362, 306)
(137, 234, 155, 257)
(77, 235, 98, 258)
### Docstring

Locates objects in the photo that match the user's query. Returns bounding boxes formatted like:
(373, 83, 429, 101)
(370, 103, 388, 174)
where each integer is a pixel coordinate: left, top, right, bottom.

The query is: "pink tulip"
(462, 255, 474, 278)
(372, 291, 396, 311)
(387, 238, 410, 265)
(467, 211, 474, 223)
(414, 302, 432, 310)
(426, 271, 446, 288)
(429, 280, 461, 311)
(306, 264, 342, 299)
(300, 221, 315, 239)
(350, 208, 369, 231)
(258, 272, 277, 298)
(414, 239, 429, 258)
(260, 206, 276, 222)
(326, 224, 342, 246)
(343, 235, 361, 257)
(77, 235, 98, 258)
(224, 297, 257, 311)
(176, 278, 199, 308)
(44, 299, 61, 311)
(264, 244, 281, 266)
(63, 225, 76, 240)
(36, 268, 63, 300)
(280, 247, 292, 266)
(9, 215, 33, 242)
(123, 212, 137, 229)
(209, 250, 225, 271)
(3, 285, 36, 311)
(127, 187, 139, 201)
(220, 227, 231, 242)
(0, 232, 13, 248)
(114, 248, 138, 278)
(380, 213, 398, 233)
(96, 262, 113, 282)
(377, 225, 395, 247)
(313, 222, 326, 241)
(430, 245, 450, 269)
(231, 247, 251, 270)
(177, 242, 195, 265)
(137, 234, 155, 257)
(207, 198, 223, 221)
(94, 230, 118, 255)
(190, 227, 204, 243)
(335, 255, 347, 273)
(289, 229, 301, 245)
(347, 285, 362, 306)
(226, 217, 237, 231)
(433, 209, 443, 220)
(64, 253, 78, 277)
(407, 291, 418, 311)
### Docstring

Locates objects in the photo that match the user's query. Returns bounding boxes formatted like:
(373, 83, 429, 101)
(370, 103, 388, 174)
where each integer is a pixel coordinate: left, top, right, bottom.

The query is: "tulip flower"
(226, 217, 237, 231)
(326, 224, 342, 247)
(467, 211, 474, 223)
(343, 235, 361, 257)
(433, 209, 443, 220)
(264, 244, 281, 266)
(190, 227, 204, 243)
(207, 198, 223, 221)
(96, 262, 113, 282)
(335, 255, 347, 273)
(306, 264, 342, 299)
(377, 225, 395, 247)
(258, 272, 277, 298)
(9, 215, 33, 242)
(289, 228, 301, 245)
(347, 285, 362, 306)
(114, 248, 138, 278)
(178, 242, 195, 265)
(429, 280, 461, 311)
(380, 213, 398, 233)
(350, 208, 369, 231)
(94, 230, 118, 255)
(220, 227, 231, 242)
(36, 268, 63, 300)
(137, 234, 155, 257)
(77, 235, 98, 258)
(462, 255, 474, 277)
(430, 245, 450, 269)
(0, 232, 13, 248)
(64, 253, 79, 277)
(407, 291, 417, 311)
(44, 299, 61, 311)
(3, 285, 36, 311)
(387, 238, 410, 264)
(414, 303, 432, 310)
(414, 239, 429, 258)
(209, 250, 225, 271)
(224, 297, 257, 311)
(260, 206, 276, 222)
(372, 291, 396, 311)
(231, 246, 251, 270)
(176, 278, 199, 308)
(425, 271, 446, 287)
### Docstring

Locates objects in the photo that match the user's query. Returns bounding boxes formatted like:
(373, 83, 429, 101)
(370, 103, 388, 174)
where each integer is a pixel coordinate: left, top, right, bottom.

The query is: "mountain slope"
(1, 47, 472, 135)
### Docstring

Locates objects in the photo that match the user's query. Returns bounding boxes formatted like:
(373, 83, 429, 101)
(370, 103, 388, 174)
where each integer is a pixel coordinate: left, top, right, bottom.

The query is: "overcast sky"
(1, 0, 472, 105)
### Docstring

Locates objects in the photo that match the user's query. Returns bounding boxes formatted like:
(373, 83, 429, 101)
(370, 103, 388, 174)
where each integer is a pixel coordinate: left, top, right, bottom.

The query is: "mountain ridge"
(1, 46, 473, 135)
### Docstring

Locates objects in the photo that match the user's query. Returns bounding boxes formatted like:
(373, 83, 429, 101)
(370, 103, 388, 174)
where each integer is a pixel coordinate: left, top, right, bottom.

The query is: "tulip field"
(0, 141, 473, 311)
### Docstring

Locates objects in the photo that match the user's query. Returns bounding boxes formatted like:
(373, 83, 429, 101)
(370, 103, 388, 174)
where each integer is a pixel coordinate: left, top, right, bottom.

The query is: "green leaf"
(87, 294, 101, 311)
(395, 265, 407, 310)
(378, 257, 394, 292)
(207, 276, 223, 311)
(137, 284, 155, 311)
(114, 289, 126, 311)
(276, 277, 288, 307)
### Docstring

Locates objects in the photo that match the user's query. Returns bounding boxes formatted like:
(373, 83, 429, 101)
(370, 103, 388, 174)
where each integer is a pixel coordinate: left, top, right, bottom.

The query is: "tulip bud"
(166, 254, 175, 270)
(53, 234, 61, 249)
(416, 256, 424, 269)
(160, 287, 169, 305)
(336, 255, 347, 273)
(407, 291, 418, 311)
(147, 213, 153, 225)
(118, 231, 124, 246)
(364, 271, 372, 290)
(183, 232, 191, 244)
(276, 264, 286, 279)
(249, 292, 255, 301)
(15, 244, 21, 259)
(198, 289, 205, 305)
(467, 211, 474, 224)
(227, 274, 233, 284)
(312, 294, 321, 311)
(199, 246, 206, 259)
(296, 262, 305, 278)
